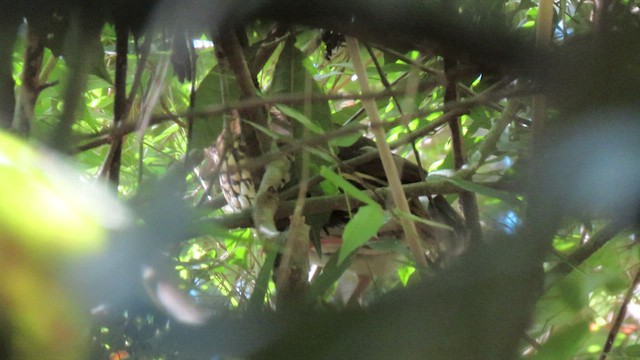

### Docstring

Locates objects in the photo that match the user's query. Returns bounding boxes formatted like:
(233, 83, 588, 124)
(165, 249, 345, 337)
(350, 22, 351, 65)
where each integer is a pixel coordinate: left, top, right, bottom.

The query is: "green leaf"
(429, 175, 522, 206)
(339, 205, 386, 265)
(320, 166, 377, 206)
(87, 33, 112, 84)
(329, 132, 362, 148)
(275, 104, 324, 134)
(191, 65, 239, 152)
(392, 209, 453, 231)
(530, 320, 589, 360)
(249, 241, 279, 311)
(270, 38, 332, 133)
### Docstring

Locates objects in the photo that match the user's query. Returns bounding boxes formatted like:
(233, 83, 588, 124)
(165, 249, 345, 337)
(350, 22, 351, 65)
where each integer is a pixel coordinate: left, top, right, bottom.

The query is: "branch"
(200, 179, 467, 233)
(12, 24, 44, 136)
(600, 265, 640, 360)
(250, 25, 288, 79)
(197, 85, 513, 197)
(458, 100, 522, 179)
(546, 219, 631, 285)
(365, 43, 425, 180)
(217, 29, 271, 155)
(97, 20, 128, 186)
(350, 37, 428, 268)
(72, 90, 407, 153)
(444, 57, 482, 243)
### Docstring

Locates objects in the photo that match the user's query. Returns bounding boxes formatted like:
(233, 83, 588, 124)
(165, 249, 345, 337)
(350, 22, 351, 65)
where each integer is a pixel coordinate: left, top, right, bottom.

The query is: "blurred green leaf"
(0, 132, 127, 256)
(530, 320, 589, 360)
(624, 345, 640, 357)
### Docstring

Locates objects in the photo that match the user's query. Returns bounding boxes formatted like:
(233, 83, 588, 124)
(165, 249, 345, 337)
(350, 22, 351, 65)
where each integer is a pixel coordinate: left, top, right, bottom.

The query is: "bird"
(205, 117, 467, 305)
(304, 137, 467, 304)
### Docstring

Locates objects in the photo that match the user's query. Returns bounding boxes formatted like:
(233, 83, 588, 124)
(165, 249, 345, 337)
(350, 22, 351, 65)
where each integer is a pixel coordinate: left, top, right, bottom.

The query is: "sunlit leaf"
(339, 204, 386, 265)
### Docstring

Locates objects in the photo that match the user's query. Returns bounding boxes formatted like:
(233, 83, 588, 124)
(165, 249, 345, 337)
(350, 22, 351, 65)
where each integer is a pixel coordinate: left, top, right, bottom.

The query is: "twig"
(346, 37, 427, 269)
(12, 24, 44, 136)
(135, 54, 170, 144)
(444, 57, 482, 242)
(365, 43, 425, 179)
(531, 0, 554, 140)
(193, 90, 509, 193)
(457, 101, 522, 179)
(600, 265, 640, 360)
(372, 45, 441, 77)
(98, 20, 128, 186)
(184, 32, 198, 170)
(250, 25, 288, 79)
(73, 83, 463, 148)
(124, 34, 151, 119)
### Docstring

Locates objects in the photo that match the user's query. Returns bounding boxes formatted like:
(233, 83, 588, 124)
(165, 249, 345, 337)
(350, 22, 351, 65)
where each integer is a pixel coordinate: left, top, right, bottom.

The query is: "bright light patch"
(192, 39, 214, 49)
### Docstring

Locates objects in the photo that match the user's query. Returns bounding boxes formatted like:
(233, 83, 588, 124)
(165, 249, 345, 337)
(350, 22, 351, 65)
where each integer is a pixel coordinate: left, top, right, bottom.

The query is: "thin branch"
(73, 90, 406, 152)
(0, 18, 18, 128)
(346, 36, 427, 269)
(135, 55, 171, 144)
(445, 57, 482, 243)
(217, 29, 270, 155)
(190, 86, 513, 195)
(365, 43, 425, 180)
(530, 0, 554, 141)
(456, 100, 522, 179)
(124, 34, 151, 119)
(600, 265, 640, 360)
(185, 33, 197, 169)
(250, 25, 288, 79)
(373, 44, 441, 77)
(98, 20, 128, 186)
(12, 24, 44, 136)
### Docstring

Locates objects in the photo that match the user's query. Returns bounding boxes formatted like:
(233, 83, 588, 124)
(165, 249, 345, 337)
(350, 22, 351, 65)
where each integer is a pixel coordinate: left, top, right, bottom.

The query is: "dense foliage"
(2, 0, 640, 359)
